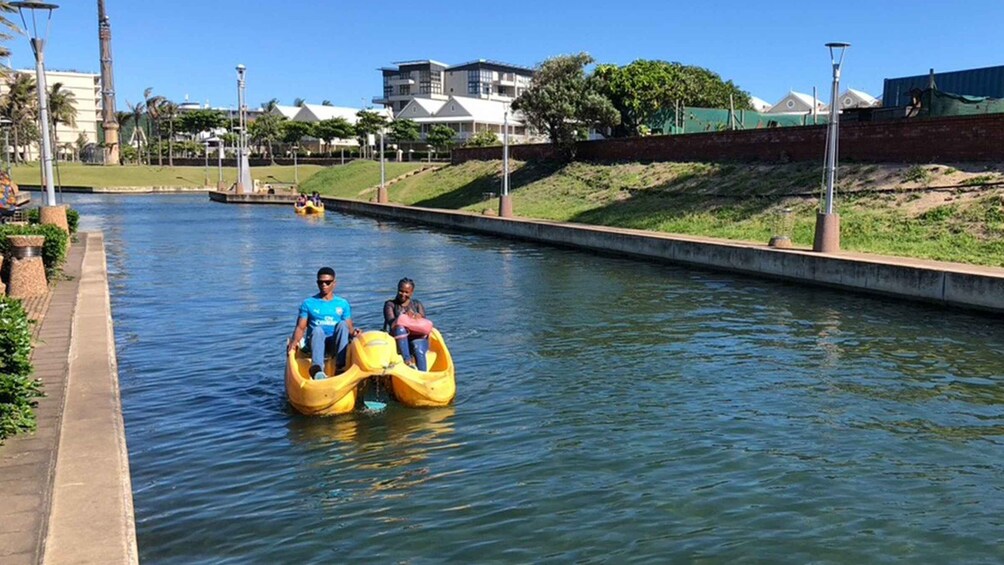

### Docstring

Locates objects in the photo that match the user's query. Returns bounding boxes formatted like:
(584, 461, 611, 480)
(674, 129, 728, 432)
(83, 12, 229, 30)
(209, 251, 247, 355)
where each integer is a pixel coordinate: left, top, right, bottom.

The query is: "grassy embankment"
(379, 159, 1004, 267)
(298, 160, 430, 197)
(9, 162, 326, 188)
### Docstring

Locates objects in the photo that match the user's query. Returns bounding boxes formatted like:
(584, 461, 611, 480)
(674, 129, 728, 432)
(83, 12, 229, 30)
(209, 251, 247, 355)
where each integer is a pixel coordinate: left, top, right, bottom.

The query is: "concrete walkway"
(0, 233, 137, 564)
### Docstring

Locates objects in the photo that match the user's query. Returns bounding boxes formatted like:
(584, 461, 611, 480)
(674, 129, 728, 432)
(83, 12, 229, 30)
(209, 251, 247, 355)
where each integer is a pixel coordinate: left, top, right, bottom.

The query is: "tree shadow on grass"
(411, 161, 564, 210)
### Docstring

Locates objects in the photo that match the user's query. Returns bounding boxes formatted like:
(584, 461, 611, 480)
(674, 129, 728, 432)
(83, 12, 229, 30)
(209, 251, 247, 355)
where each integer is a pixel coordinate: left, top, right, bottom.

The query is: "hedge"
(0, 296, 42, 442)
(26, 206, 79, 234)
(0, 223, 70, 277)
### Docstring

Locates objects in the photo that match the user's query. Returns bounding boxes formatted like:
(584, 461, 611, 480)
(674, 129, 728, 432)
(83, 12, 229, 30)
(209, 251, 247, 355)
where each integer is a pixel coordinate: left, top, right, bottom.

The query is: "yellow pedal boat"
(285, 329, 455, 416)
(294, 201, 325, 215)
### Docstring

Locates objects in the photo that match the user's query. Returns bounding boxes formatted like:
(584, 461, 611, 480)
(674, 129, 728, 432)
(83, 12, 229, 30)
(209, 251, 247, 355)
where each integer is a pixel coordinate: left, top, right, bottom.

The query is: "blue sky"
(7, 0, 1004, 111)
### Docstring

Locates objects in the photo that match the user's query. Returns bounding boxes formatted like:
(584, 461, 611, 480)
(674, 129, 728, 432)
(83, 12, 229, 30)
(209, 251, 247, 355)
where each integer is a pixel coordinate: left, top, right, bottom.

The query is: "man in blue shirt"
(287, 267, 361, 379)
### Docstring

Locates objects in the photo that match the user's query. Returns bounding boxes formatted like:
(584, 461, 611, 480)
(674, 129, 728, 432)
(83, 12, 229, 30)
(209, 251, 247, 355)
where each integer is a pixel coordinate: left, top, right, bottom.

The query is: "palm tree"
(124, 100, 146, 163)
(47, 82, 76, 161)
(159, 99, 178, 166)
(0, 73, 38, 163)
(293, 97, 305, 107)
(0, 2, 21, 64)
(144, 87, 165, 165)
(321, 100, 333, 106)
(260, 98, 279, 112)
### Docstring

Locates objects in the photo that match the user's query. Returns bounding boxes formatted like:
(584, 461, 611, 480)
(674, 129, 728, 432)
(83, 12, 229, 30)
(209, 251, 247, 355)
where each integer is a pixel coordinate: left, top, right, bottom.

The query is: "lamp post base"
(39, 205, 69, 233)
(377, 186, 388, 204)
(498, 194, 513, 218)
(812, 212, 840, 252)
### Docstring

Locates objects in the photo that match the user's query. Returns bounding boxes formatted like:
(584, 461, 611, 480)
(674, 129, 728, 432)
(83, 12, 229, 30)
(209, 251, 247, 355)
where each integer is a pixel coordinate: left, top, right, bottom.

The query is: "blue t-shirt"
(298, 294, 352, 337)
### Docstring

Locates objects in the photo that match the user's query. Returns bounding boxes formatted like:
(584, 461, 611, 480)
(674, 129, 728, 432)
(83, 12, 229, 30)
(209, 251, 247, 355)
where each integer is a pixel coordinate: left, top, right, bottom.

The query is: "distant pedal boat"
(294, 201, 324, 215)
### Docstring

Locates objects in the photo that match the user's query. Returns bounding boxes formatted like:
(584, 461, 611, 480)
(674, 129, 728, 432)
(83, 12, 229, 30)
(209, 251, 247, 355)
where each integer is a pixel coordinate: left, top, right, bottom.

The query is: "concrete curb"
(43, 232, 138, 564)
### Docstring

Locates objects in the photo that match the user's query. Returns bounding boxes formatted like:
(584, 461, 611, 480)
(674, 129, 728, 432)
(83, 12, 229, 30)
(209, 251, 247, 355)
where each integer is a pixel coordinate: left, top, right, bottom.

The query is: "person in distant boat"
(295, 193, 308, 207)
(310, 191, 322, 206)
(383, 277, 432, 371)
(287, 267, 362, 379)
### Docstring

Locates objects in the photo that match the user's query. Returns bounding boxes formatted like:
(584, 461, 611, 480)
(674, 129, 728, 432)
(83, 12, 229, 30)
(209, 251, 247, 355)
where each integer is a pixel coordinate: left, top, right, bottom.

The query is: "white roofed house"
(288, 103, 392, 154)
(269, 104, 300, 119)
(839, 88, 880, 109)
(406, 96, 532, 145)
(749, 96, 773, 113)
(766, 91, 827, 115)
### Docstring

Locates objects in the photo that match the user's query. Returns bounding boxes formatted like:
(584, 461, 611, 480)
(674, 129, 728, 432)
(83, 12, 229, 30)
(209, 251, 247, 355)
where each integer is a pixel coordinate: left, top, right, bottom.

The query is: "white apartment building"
(375, 59, 533, 115)
(0, 69, 101, 159)
(375, 58, 536, 144)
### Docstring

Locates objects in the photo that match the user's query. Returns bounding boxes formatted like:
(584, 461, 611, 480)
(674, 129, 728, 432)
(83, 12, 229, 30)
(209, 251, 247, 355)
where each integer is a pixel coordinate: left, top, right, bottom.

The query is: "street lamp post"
(202, 140, 210, 187)
(499, 106, 513, 217)
(377, 129, 388, 203)
(235, 64, 252, 193)
(292, 144, 299, 186)
(12, 2, 59, 207)
(813, 42, 850, 253)
(207, 137, 222, 189)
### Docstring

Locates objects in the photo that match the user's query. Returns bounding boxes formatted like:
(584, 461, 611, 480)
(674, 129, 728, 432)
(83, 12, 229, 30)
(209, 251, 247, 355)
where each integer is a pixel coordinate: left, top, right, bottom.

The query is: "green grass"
(373, 160, 1004, 267)
(10, 162, 325, 188)
(298, 160, 429, 198)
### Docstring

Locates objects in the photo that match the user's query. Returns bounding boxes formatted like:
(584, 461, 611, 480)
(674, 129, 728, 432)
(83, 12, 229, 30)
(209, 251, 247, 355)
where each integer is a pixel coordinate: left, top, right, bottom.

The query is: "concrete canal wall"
(324, 199, 1004, 315)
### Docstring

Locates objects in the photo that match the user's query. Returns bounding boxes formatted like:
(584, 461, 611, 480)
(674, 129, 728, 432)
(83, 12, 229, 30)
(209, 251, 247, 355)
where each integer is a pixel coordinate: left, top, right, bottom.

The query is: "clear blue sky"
(7, 0, 1004, 111)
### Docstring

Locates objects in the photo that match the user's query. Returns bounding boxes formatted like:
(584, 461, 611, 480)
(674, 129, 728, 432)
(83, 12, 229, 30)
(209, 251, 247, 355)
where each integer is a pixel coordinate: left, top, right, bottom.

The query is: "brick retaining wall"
(453, 114, 1004, 164)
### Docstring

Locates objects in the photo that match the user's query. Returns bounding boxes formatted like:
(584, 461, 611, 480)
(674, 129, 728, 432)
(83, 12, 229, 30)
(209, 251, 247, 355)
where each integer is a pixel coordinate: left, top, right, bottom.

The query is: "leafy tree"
(591, 60, 752, 137)
(426, 124, 456, 152)
(313, 118, 355, 155)
(389, 119, 420, 143)
(178, 109, 225, 137)
(281, 120, 312, 146)
(466, 129, 499, 147)
(248, 112, 286, 163)
(355, 110, 388, 158)
(512, 52, 619, 158)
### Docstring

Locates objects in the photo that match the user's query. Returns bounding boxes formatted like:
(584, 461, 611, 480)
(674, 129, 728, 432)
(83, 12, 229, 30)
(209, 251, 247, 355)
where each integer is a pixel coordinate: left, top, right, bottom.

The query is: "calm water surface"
(72, 194, 1004, 563)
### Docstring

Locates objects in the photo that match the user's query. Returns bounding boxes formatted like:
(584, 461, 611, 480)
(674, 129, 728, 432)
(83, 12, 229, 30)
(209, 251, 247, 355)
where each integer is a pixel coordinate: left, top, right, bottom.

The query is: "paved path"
(0, 233, 137, 564)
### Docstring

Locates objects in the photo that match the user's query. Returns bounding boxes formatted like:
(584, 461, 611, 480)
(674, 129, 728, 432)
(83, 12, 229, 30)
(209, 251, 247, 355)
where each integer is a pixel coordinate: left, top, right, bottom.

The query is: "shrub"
(0, 296, 41, 441)
(0, 223, 70, 277)
(903, 165, 932, 185)
(26, 206, 79, 234)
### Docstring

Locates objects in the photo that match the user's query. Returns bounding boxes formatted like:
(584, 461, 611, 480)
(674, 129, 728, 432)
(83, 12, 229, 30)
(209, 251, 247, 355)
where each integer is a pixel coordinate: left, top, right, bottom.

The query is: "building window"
(383, 85, 392, 99)
(468, 69, 492, 96)
(399, 85, 410, 96)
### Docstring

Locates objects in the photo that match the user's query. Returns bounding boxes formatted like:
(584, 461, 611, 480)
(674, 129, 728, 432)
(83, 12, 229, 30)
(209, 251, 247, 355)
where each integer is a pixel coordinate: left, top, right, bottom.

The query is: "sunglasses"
(316, 279, 335, 286)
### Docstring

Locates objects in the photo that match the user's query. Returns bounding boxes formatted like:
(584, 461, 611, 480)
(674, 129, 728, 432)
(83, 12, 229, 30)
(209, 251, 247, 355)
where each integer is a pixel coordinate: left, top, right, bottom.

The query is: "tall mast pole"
(98, 0, 119, 164)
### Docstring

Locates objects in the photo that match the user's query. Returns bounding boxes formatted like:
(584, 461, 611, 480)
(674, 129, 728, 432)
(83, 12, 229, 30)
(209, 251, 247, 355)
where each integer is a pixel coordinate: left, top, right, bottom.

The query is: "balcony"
(388, 77, 415, 86)
(372, 96, 389, 105)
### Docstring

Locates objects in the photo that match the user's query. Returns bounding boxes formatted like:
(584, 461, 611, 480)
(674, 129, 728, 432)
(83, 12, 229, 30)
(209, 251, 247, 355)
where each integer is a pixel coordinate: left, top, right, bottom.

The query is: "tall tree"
(125, 100, 146, 163)
(0, 73, 38, 163)
(591, 60, 752, 137)
(159, 99, 179, 166)
(321, 100, 333, 106)
(144, 87, 165, 165)
(512, 52, 619, 157)
(48, 82, 77, 161)
(293, 97, 306, 107)
(248, 113, 286, 164)
(260, 98, 279, 112)
(281, 120, 312, 154)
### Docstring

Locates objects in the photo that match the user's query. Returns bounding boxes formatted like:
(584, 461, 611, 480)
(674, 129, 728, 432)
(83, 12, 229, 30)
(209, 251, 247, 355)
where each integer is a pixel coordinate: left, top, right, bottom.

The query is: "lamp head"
(826, 42, 851, 65)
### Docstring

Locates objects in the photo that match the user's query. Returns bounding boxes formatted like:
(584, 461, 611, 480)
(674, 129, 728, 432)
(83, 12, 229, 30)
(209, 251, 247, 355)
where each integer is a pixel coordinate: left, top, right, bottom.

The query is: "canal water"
(72, 194, 1004, 563)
